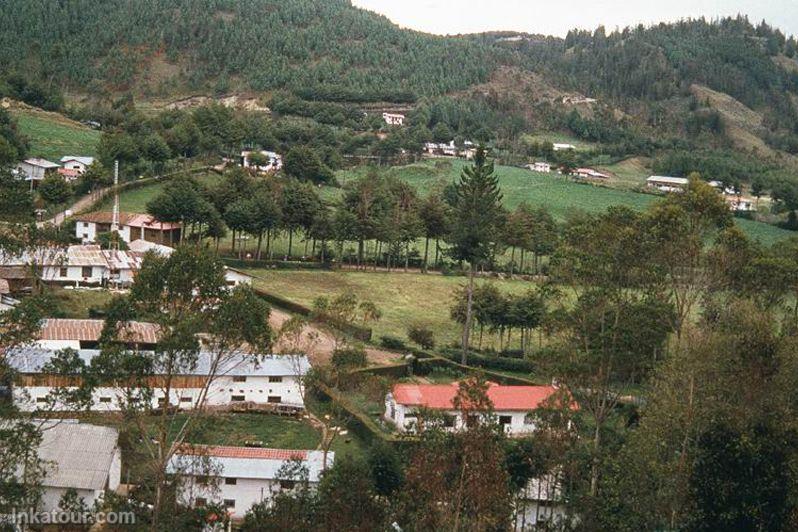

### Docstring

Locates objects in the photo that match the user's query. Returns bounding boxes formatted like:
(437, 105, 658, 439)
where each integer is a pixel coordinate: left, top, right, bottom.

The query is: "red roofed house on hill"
(385, 382, 572, 436)
(74, 212, 181, 245)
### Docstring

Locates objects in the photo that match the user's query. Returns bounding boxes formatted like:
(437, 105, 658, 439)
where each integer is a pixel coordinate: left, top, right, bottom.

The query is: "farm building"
(8, 347, 310, 412)
(168, 445, 331, 519)
(423, 141, 459, 157)
(20, 420, 122, 514)
(528, 162, 552, 173)
(0, 244, 144, 288)
(74, 211, 182, 245)
(16, 158, 60, 187)
(60, 156, 95, 176)
(35, 318, 161, 350)
(574, 168, 609, 180)
(646, 176, 689, 192)
(514, 474, 568, 529)
(241, 150, 283, 173)
(552, 143, 575, 151)
(382, 112, 405, 126)
(384, 382, 571, 436)
(726, 195, 756, 212)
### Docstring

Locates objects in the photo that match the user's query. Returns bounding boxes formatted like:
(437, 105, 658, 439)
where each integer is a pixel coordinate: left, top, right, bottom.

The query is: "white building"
(646, 176, 689, 193)
(35, 318, 161, 350)
(384, 382, 569, 436)
(60, 156, 95, 175)
(8, 347, 310, 412)
(726, 195, 756, 212)
(574, 168, 610, 180)
(241, 150, 283, 173)
(552, 143, 575, 151)
(168, 445, 331, 519)
(528, 162, 551, 173)
(382, 112, 405, 126)
(74, 211, 182, 245)
(224, 267, 255, 287)
(514, 474, 568, 530)
(27, 420, 121, 513)
(423, 141, 458, 157)
(0, 245, 145, 288)
(16, 158, 60, 187)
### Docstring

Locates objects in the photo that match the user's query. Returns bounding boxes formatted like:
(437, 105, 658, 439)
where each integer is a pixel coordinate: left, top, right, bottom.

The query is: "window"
(180, 397, 192, 403)
(443, 414, 456, 428)
(99, 397, 112, 403)
(59, 267, 68, 277)
(224, 477, 237, 485)
(83, 222, 89, 228)
(499, 415, 513, 426)
(81, 266, 92, 278)
(268, 376, 283, 383)
(279, 480, 295, 490)
(231, 395, 245, 402)
(232, 376, 246, 383)
(223, 500, 235, 509)
(267, 396, 281, 404)
(195, 498, 207, 507)
(196, 475, 209, 485)
(36, 397, 48, 403)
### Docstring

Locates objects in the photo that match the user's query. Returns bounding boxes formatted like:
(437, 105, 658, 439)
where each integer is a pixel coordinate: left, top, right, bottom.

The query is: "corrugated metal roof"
(7, 347, 310, 377)
(36, 421, 119, 490)
(167, 445, 329, 482)
(647, 176, 689, 185)
(60, 156, 94, 166)
(39, 319, 161, 343)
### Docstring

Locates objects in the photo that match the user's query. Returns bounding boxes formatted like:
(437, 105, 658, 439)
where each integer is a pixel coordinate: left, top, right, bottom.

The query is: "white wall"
(39, 486, 102, 514)
(178, 477, 288, 519)
(41, 265, 105, 286)
(76, 223, 133, 244)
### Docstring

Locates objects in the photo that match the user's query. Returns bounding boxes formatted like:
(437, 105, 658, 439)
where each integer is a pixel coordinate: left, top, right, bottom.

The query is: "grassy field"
(247, 269, 534, 348)
(11, 107, 101, 161)
(51, 287, 114, 318)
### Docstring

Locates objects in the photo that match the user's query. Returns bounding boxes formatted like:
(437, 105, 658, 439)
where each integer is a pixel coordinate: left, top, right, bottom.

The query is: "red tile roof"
(74, 211, 181, 230)
(39, 319, 161, 344)
(178, 444, 308, 461)
(392, 382, 566, 411)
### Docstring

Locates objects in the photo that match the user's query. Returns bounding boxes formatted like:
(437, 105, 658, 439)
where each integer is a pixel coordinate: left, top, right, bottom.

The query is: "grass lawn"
(246, 269, 534, 347)
(11, 108, 101, 161)
(50, 287, 115, 318)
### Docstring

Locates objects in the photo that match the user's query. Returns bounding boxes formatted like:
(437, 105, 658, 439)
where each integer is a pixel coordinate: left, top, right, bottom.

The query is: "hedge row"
(439, 348, 536, 375)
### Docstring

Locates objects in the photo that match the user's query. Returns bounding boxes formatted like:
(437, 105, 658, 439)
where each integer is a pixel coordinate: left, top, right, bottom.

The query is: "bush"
(407, 325, 435, 350)
(380, 336, 406, 350)
(440, 348, 535, 374)
(332, 346, 367, 369)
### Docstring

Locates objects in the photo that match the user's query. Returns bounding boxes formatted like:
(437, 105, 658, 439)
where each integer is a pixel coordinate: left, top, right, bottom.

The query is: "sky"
(351, 0, 798, 38)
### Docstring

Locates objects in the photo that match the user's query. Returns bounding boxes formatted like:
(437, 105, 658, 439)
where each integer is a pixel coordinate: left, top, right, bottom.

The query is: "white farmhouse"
(552, 143, 575, 151)
(30, 421, 121, 513)
(384, 382, 570, 436)
(16, 158, 60, 187)
(382, 112, 405, 126)
(646, 176, 689, 193)
(9, 347, 310, 412)
(241, 150, 283, 173)
(74, 212, 182, 245)
(60, 156, 95, 174)
(168, 445, 331, 519)
(574, 168, 610, 180)
(528, 162, 552, 173)
(514, 474, 568, 530)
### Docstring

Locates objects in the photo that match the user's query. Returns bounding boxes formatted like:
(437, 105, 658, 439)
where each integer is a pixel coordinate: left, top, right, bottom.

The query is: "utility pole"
(111, 160, 120, 241)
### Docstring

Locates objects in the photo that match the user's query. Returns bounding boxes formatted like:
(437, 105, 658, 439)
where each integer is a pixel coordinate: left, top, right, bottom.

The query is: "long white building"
(168, 445, 331, 519)
(8, 347, 310, 412)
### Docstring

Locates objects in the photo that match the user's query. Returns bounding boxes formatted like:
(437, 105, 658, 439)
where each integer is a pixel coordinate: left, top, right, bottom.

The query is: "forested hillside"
(0, 0, 495, 102)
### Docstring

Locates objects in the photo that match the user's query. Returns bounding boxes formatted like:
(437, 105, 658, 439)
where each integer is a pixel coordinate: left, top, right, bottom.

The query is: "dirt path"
(268, 308, 401, 367)
(38, 188, 110, 227)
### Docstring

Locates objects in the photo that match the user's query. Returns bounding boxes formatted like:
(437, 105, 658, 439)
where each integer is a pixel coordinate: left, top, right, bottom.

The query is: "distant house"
(382, 112, 405, 126)
(16, 158, 60, 187)
(224, 266, 254, 287)
(8, 348, 311, 412)
(35, 318, 160, 350)
(74, 211, 182, 245)
(528, 162, 552, 173)
(552, 143, 575, 152)
(574, 168, 610, 180)
(60, 156, 95, 175)
(515, 474, 568, 529)
(385, 382, 572, 436)
(423, 141, 458, 157)
(726, 195, 756, 212)
(241, 150, 283, 173)
(26, 420, 121, 513)
(168, 445, 331, 518)
(646, 176, 689, 193)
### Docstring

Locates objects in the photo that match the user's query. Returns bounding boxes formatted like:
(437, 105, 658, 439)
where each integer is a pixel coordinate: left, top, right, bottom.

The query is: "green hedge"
(439, 348, 536, 374)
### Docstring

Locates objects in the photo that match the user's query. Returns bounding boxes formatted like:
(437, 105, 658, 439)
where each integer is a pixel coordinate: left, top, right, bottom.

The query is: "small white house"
(31, 420, 121, 513)
(552, 143, 575, 151)
(16, 158, 60, 187)
(574, 168, 609, 180)
(9, 347, 311, 412)
(168, 445, 331, 519)
(382, 112, 405, 126)
(74, 212, 182, 245)
(528, 162, 551, 173)
(646, 176, 689, 193)
(514, 474, 568, 530)
(241, 150, 283, 173)
(385, 382, 570, 436)
(59, 156, 95, 180)
(726, 195, 756, 212)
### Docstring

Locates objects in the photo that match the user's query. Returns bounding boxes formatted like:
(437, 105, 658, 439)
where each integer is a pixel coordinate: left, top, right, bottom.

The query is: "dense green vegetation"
(11, 108, 100, 161)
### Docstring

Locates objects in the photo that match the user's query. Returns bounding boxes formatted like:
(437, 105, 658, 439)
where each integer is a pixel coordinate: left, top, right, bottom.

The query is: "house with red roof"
(167, 444, 331, 518)
(74, 211, 181, 245)
(385, 382, 571, 436)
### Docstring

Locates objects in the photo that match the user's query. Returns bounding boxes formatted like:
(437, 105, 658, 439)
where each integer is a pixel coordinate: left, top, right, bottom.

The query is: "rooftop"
(391, 382, 569, 411)
(21, 158, 60, 169)
(36, 421, 119, 491)
(60, 156, 95, 166)
(74, 211, 181, 230)
(647, 175, 689, 185)
(39, 318, 161, 344)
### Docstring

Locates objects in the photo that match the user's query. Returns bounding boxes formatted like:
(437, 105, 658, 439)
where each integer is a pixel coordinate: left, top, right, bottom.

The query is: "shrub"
(407, 325, 435, 350)
(332, 346, 367, 369)
(380, 336, 406, 350)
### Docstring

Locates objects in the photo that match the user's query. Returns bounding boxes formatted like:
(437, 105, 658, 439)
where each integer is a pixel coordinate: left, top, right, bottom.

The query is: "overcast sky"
(352, 0, 798, 38)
